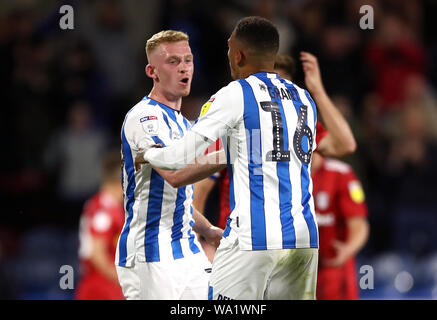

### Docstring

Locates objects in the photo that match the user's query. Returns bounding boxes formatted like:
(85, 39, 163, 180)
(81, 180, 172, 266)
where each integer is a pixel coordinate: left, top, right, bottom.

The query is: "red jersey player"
(75, 152, 125, 300)
(312, 152, 369, 299)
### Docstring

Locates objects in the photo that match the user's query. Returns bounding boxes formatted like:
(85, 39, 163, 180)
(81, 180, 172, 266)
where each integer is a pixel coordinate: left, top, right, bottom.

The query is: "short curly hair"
(234, 16, 279, 56)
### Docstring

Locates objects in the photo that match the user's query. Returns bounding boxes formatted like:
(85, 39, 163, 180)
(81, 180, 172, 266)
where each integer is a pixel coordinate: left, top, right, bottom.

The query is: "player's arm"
(130, 106, 226, 184)
(193, 177, 217, 214)
(148, 150, 226, 188)
(88, 236, 119, 283)
(324, 171, 369, 267)
(345, 217, 369, 257)
(300, 52, 356, 157)
(140, 85, 239, 171)
(191, 205, 223, 248)
(324, 217, 369, 267)
(140, 127, 219, 170)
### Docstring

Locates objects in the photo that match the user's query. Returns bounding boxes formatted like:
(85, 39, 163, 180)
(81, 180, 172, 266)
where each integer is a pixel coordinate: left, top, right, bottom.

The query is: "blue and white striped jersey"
(191, 72, 319, 250)
(115, 97, 201, 267)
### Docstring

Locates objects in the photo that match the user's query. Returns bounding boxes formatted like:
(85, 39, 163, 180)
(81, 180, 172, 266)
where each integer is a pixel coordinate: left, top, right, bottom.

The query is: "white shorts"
(116, 252, 212, 300)
(209, 234, 318, 300)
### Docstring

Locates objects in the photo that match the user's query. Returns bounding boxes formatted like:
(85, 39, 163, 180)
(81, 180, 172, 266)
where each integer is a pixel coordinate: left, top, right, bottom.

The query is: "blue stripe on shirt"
(277, 79, 318, 248)
(171, 186, 186, 259)
(238, 79, 267, 250)
(142, 136, 167, 262)
(259, 74, 296, 248)
(304, 90, 317, 134)
(118, 127, 136, 266)
(222, 138, 234, 237)
(188, 218, 201, 254)
(144, 169, 164, 262)
(158, 103, 184, 137)
(188, 193, 201, 253)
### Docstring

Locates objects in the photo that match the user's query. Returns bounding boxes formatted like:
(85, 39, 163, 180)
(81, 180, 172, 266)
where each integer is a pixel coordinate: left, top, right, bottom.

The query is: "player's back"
(215, 72, 319, 251)
(116, 97, 201, 267)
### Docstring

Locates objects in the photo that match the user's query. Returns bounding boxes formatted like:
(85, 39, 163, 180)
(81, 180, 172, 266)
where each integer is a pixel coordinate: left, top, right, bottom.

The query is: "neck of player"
(148, 87, 182, 111)
(238, 61, 276, 79)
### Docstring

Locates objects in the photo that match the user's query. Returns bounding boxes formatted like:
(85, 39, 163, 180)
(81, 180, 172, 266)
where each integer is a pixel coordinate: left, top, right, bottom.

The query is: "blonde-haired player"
(115, 30, 224, 300)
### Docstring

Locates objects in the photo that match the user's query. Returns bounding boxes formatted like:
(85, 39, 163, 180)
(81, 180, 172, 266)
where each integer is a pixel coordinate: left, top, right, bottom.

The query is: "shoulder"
(212, 80, 242, 99)
(199, 81, 243, 118)
(323, 158, 352, 174)
(124, 98, 162, 123)
(123, 99, 163, 137)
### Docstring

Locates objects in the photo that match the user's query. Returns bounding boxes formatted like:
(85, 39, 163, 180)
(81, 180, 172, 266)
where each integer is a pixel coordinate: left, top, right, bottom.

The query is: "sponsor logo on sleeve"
(200, 97, 215, 117)
(348, 180, 365, 203)
(141, 115, 159, 135)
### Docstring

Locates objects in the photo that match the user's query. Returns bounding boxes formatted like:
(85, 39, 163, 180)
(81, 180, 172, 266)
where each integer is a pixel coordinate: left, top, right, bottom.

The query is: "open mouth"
(180, 77, 190, 85)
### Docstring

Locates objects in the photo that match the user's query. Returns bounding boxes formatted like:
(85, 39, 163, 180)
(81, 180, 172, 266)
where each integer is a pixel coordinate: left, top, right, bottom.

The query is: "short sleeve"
(123, 106, 166, 151)
(337, 171, 368, 219)
(191, 82, 243, 142)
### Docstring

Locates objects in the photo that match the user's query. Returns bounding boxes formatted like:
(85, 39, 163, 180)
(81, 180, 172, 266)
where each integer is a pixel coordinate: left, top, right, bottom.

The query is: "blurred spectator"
(52, 40, 111, 130)
(44, 101, 109, 225)
(161, 0, 230, 94)
(365, 13, 427, 112)
(78, 0, 139, 97)
(250, 0, 295, 54)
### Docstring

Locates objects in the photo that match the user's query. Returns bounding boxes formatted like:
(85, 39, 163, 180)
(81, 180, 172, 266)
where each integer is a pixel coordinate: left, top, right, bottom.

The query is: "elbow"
(166, 175, 184, 188)
(345, 139, 357, 154)
(167, 172, 188, 188)
(337, 139, 357, 157)
(170, 181, 184, 188)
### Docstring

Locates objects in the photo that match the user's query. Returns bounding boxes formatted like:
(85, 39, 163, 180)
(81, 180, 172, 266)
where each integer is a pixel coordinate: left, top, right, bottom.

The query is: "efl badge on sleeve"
(140, 115, 159, 135)
(348, 180, 365, 203)
(200, 97, 215, 117)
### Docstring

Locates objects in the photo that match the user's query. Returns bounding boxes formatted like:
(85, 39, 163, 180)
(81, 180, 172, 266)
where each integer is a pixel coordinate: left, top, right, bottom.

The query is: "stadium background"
(0, 0, 437, 299)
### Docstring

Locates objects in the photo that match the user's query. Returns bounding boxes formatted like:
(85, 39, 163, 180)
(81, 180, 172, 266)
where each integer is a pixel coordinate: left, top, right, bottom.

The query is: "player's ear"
(146, 64, 158, 81)
(236, 49, 245, 67)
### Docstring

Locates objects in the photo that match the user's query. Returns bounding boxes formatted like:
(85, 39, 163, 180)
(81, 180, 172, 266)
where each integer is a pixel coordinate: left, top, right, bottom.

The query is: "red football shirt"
(312, 158, 368, 300)
(76, 191, 125, 300)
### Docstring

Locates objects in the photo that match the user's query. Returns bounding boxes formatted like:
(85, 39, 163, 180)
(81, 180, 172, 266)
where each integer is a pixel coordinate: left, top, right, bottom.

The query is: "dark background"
(0, 0, 437, 299)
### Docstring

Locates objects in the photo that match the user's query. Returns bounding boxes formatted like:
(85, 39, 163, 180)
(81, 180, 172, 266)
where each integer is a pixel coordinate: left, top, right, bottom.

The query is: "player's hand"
(300, 51, 325, 96)
(202, 226, 223, 248)
(134, 144, 162, 171)
(323, 240, 351, 267)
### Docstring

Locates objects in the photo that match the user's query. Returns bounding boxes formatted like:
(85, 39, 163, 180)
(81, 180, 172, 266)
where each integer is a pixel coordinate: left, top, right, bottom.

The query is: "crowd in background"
(1, 0, 437, 299)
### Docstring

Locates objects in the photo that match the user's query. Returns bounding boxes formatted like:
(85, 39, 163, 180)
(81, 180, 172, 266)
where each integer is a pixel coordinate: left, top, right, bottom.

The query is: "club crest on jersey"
(172, 130, 181, 140)
(200, 97, 214, 116)
(141, 115, 159, 135)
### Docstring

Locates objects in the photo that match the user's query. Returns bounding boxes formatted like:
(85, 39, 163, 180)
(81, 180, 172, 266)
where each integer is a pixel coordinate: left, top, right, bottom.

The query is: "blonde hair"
(146, 30, 189, 59)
